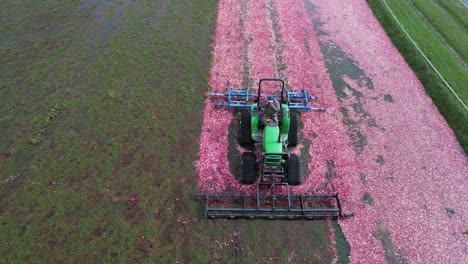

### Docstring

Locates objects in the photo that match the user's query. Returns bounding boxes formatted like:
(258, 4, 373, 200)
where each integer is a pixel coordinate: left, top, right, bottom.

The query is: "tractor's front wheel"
(287, 153, 300, 185)
(240, 152, 257, 184)
(239, 111, 254, 146)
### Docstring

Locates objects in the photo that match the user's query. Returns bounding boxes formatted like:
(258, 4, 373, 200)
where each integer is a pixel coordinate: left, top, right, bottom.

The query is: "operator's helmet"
(267, 95, 276, 102)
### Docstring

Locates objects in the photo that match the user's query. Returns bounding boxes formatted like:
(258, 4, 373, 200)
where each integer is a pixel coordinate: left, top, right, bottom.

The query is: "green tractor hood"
(263, 123, 282, 153)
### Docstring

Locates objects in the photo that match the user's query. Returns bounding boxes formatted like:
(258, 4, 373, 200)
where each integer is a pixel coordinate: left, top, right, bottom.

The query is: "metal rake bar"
(194, 192, 353, 220)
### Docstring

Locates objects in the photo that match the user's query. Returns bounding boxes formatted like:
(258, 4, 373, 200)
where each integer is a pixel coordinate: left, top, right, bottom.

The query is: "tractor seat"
(266, 121, 278, 126)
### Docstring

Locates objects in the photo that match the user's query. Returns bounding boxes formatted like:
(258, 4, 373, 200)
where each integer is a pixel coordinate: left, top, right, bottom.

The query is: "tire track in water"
(239, 0, 253, 89)
(245, 0, 277, 94)
(227, 0, 251, 183)
(264, 0, 287, 79)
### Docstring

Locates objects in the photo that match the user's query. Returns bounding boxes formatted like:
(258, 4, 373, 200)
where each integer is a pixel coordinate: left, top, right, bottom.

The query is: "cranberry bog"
(1, 0, 466, 263)
(197, 0, 467, 263)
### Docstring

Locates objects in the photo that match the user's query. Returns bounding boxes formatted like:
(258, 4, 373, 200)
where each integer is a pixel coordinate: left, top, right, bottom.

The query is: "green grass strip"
(369, 0, 468, 154)
(411, 0, 467, 64)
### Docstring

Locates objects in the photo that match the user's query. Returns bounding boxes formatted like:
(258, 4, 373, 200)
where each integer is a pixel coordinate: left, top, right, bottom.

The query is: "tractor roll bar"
(258, 78, 286, 109)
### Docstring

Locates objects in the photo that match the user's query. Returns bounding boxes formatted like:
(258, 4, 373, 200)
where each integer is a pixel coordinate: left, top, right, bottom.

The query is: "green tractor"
(197, 78, 353, 219)
(237, 78, 301, 186)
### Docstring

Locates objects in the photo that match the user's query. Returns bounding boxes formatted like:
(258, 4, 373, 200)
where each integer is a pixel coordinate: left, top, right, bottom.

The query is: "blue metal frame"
(286, 89, 323, 111)
(209, 86, 326, 111)
(209, 87, 255, 109)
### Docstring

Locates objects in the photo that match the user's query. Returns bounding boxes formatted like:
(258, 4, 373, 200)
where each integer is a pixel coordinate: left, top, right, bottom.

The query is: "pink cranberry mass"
(197, 0, 467, 263)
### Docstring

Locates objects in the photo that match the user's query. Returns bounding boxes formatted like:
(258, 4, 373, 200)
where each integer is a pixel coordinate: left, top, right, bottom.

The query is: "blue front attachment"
(209, 87, 255, 109)
(209, 86, 326, 111)
(286, 89, 325, 111)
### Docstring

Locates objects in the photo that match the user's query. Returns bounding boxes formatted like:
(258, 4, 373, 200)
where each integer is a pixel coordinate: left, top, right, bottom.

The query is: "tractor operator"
(261, 96, 280, 125)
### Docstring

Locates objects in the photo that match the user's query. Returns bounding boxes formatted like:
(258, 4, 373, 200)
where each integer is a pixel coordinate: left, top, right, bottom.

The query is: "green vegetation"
(0, 0, 333, 262)
(333, 220, 351, 264)
(368, 0, 468, 153)
(412, 0, 467, 63)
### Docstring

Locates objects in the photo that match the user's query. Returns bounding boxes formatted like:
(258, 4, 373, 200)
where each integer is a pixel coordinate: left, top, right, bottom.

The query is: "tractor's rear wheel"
(287, 153, 300, 185)
(241, 152, 257, 184)
(288, 112, 298, 148)
(239, 111, 254, 146)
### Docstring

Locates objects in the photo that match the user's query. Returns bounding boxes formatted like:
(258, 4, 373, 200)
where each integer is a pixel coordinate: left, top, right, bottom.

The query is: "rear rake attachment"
(195, 182, 353, 220)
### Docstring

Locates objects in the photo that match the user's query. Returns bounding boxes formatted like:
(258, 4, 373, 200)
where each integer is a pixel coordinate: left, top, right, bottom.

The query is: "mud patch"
(350, 102, 379, 129)
(339, 107, 357, 126)
(318, 39, 382, 154)
(304, 0, 317, 15)
(376, 155, 385, 165)
(348, 129, 367, 155)
(374, 221, 407, 264)
(337, 107, 368, 154)
(304, 37, 312, 57)
(445, 207, 455, 217)
(304, 0, 328, 37)
(300, 138, 312, 182)
(384, 94, 394, 103)
(325, 160, 337, 179)
(386, 176, 395, 182)
(313, 20, 329, 37)
(359, 173, 368, 187)
(362, 192, 373, 205)
(319, 40, 374, 93)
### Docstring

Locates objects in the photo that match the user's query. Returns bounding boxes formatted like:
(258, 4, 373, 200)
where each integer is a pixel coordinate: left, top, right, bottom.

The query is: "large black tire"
(287, 153, 301, 185)
(240, 152, 257, 184)
(288, 112, 298, 148)
(239, 111, 254, 146)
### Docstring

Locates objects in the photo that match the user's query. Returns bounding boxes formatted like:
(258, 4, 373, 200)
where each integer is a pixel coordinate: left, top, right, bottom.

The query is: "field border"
(368, 0, 468, 154)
